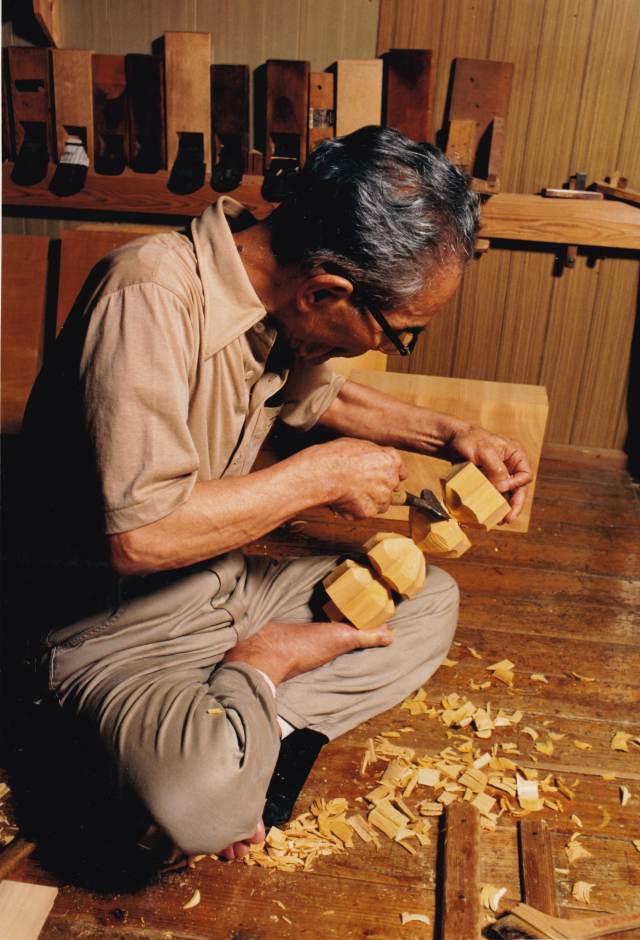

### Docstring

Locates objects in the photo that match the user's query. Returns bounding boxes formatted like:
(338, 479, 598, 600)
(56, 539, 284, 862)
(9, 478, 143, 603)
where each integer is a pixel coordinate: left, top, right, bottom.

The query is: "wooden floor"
(3, 450, 640, 939)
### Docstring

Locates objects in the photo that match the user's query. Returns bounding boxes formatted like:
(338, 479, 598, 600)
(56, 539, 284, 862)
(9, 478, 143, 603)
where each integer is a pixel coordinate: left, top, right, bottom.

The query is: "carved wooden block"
(323, 559, 394, 631)
(444, 462, 510, 530)
(308, 71, 334, 152)
(445, 118, 476, 174)
(125, 54, 166, 172)
(6, 46, 55, 160)
(92, 54, 128, 174)
(409, 511, 471, 559)
(162, 32, 212, 171)
(364, 532, 425, 598)
(50, 49, 94, 163)
(331, 59, 382, 136)
(382, 49, 433, 143)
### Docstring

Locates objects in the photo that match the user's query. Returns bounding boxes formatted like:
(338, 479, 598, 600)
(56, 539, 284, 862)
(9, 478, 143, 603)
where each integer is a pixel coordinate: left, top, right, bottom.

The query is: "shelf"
(3, 163, 640, 249)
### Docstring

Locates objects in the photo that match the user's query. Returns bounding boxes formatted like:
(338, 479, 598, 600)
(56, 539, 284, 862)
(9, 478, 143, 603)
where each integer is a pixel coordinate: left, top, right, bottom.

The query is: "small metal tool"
(391, 488, 450, 521)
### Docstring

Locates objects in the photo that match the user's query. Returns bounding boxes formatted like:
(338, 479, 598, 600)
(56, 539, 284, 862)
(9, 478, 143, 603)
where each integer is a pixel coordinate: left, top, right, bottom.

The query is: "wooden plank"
(0, 881, 58, 940)
(442, 803, 481, 940)
(56, 227, 157, 334)
(125, 54, 166, 173)
(308, 71, 334, 153)
(1, 234, 49, 434)
(6, 47, 55, 161)
(350, 369, 549, 533)
(331, 59, 383, 136)
(452, 247, 509, 381)
(264, 59, 310, 171)
(382, 49, 433, 143)
(445, 57, 514, 183)
(479, 193, 640, 249)
(519, 819, 559, 916)
(595, 182, 640, 207)
(50, 49, 94, 164)
(92, 54, 128, 174)
(32, 0, 61, 48)
(163, 32, 212, 171)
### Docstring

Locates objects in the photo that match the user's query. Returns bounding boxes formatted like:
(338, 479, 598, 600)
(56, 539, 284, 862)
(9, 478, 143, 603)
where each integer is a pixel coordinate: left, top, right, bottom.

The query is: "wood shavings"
(400, 912, 431, 926)
(565, 835, 592, 864)
(601, 772, 616, 781)
(480, 884, 507, 912)
(522, 726, 539, 741)
(570, 814, 583, 827)
(183, 889, 201, 910)
(611, 731, 633, 751)
(360, 737, 377, 775)
(547, 731, 565, 741)
(572, 881, 595, 904)
(632, 840, 640, 853)
(569, 672, 596, 682)
(516, 775, 539, 807)
(487, 659, 515, 686)
(442, 658, 459, 667)
(467, 646, 483, 659)
(620, 786, 632, 806)
(593, 806, 611, 830)
(206, 707, 222, 716)
(471, 792, 496, 817)
(530, 673, 549, 683)
(274, 900, 286, 910)
(573, 740, 592, 750)
(534, 739, 554, 756)
(282, 915, 292, 925)
(469, 679, 492, 691)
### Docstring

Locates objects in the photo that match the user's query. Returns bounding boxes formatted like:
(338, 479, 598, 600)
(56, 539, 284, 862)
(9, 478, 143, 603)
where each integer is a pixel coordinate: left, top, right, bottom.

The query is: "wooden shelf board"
(3, 164, 640, 248)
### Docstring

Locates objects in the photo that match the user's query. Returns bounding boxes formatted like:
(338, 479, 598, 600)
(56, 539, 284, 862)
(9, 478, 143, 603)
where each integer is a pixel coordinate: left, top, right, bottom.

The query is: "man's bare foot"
(220, 818, 266, 861)
(222, 619, 393, 686)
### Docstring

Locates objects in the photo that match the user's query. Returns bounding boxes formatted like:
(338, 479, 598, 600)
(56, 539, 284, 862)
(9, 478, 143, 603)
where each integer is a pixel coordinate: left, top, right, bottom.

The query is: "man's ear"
(297, 272, 354, 313)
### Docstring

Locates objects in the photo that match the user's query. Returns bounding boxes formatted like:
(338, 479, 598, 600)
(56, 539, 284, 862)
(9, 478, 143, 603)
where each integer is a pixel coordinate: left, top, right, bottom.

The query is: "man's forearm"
(318, 379, 469, 455)
(109, 450, 332, 576)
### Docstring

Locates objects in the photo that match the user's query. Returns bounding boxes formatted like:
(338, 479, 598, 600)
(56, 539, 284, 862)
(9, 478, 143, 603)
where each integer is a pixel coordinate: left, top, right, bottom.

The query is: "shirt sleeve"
(278, 360, 347, 432)
(80, 282, 199, 534)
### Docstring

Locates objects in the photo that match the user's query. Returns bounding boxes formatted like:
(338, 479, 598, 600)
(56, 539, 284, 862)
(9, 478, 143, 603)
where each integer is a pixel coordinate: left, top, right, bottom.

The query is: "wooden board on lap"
(1, 235, 49, 434)
(350, 369, 549, 533)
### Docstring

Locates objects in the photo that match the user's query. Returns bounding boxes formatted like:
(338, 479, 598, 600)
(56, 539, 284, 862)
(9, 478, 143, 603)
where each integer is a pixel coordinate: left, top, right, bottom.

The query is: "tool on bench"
(391, 488, 450, 522)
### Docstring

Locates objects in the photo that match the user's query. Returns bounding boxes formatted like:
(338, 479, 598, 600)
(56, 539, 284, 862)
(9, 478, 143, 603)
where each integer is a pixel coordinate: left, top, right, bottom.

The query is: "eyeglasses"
(366, 303, 423, 357)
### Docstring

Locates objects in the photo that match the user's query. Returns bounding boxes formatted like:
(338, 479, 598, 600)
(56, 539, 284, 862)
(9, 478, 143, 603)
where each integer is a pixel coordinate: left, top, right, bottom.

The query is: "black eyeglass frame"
(366, 303, 423, 357)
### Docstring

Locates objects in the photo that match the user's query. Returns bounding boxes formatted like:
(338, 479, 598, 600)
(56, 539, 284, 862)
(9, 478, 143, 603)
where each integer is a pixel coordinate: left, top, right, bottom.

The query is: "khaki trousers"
(47, 551, 459, 856)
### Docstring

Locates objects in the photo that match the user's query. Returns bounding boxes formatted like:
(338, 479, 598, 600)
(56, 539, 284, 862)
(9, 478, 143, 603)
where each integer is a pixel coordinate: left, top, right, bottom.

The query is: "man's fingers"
(503, 483, 527, 522)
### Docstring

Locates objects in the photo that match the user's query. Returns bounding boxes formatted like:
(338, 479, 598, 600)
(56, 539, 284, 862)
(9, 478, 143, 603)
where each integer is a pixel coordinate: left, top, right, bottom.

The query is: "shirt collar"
(190, 197, 268, 359)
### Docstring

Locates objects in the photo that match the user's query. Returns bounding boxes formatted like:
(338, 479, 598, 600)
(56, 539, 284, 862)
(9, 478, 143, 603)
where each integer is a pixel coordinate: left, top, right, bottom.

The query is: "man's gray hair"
(268, 125, 480, 312)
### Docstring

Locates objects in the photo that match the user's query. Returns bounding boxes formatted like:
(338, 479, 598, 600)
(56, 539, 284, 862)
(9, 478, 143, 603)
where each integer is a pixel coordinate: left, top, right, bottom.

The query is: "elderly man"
(22, 126, 530, 870)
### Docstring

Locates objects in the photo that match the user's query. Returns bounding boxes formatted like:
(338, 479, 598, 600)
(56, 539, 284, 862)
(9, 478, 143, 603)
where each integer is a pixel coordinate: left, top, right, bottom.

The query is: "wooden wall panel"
(378, 0, 640, 449)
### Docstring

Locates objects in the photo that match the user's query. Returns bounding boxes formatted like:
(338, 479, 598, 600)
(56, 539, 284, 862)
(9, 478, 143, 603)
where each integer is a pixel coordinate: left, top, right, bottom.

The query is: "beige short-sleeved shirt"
(75, 198, 345, 535)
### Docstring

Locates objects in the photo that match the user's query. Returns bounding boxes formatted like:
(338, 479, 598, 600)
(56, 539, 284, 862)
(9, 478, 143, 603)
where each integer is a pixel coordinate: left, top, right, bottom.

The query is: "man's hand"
(223, 619, 393, 686)
(447, 425, 532, 523)
(309, 437, 407, 520)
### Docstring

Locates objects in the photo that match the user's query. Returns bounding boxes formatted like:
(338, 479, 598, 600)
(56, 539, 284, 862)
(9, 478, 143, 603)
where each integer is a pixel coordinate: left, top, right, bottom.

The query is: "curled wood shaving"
(601, 772, 617, 781)
(565, 835, 592, 864)
(467, 646, 483, 659)
(183, 889, 201, 910)
(530, 673, 548, 683)
(400, 912, 431, 925)
(611, 731, 633, 751)
(206, 707, 222, 716)
(442, 658, 459, 667)
(572, 881, 595, 904)
(480, 884, 507, 912)
(535, 739, 554, 756)
(632, 840, 640, 853)
(593, 806, 611, 830)
(570, 814, 583, 827)
(568, 672, 596, 682)
(522, 726, 539, 741)
(573, 740, 592, 751)
(487, 660, 515, 686)
(620, 786, 632, 806)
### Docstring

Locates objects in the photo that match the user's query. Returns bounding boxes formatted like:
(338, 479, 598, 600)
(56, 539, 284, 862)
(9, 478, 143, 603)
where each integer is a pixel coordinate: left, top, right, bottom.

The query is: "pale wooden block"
(0, 881, 58, 940)
(444, 461, 510, 530)
(364, 532, 425, 597)
(323, 559, 394, 630)
(329, 350, 387, 378)
(349, 370, 549, 533)
(163, 32, 213, 169)
(333, 59, 383, 136)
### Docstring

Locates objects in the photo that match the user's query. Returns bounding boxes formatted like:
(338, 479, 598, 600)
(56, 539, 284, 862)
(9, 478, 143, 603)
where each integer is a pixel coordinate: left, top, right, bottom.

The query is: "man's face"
(287, 263, 463, 365)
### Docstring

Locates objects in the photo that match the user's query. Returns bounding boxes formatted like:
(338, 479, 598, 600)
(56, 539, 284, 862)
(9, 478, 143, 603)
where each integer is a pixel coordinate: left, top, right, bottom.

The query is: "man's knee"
(395, 564, 459, 657)
(138, 754, 267, 856)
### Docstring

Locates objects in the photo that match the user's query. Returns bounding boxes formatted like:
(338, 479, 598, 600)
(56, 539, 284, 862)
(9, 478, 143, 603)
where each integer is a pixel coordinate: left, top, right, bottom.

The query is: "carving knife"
(391, 488, 450, 521)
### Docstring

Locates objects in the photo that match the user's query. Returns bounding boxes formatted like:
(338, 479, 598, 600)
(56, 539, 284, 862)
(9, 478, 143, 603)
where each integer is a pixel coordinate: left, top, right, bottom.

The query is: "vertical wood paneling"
(378, 0, 640, 449)
(571, 260, 639, 447)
